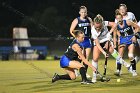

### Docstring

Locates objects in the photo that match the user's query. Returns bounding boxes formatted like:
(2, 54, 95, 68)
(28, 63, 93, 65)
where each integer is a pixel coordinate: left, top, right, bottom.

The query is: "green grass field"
(0, 59, 140, 93)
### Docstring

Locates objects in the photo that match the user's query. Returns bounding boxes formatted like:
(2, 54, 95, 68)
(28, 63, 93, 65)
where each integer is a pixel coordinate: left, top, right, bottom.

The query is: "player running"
(114, 4, 140, 74)
(91, 14, 130, 83)
(114, 10, 140, 76)
(52, 30, 96, 84)
(70, 6, 93, 78)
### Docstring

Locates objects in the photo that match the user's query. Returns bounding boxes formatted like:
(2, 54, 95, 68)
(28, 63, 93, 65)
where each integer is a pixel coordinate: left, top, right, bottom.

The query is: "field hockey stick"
(96, 71, 110, 82)
(103, 41, 110, 76)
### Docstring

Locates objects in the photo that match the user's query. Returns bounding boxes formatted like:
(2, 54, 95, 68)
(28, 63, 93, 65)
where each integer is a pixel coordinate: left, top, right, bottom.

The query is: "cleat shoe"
(132, 71, 137, 77)
(91, 78, 97, 83)
(114, 70, 121, 76)
(52, 73, 59, 83)
(81, 80, 93, 84)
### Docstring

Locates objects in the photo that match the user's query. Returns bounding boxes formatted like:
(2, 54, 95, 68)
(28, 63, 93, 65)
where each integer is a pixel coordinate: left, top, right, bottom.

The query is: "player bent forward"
(52, 30, 96, 84)
(91, 14, 130, 83)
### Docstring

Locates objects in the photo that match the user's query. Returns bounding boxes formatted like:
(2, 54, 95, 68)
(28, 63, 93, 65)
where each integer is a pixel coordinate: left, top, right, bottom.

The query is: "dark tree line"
(0, 0, 139, 38)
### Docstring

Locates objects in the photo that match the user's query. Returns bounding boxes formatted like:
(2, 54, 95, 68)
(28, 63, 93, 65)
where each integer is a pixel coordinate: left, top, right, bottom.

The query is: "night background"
(0, 0, 140, 38)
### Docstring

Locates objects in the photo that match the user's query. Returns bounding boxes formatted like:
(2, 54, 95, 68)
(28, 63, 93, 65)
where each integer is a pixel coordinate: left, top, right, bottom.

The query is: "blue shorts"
(81, 37, 92, 48)
(120, 35, 133, 45)
(60, 55, 71, 68)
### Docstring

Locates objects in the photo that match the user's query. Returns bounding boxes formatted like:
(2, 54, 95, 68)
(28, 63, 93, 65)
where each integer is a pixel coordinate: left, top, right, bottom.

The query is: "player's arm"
(108, 21, 117, 33)
(87, 17, 93, 27)
(72, 44, 96, 72)
(70, 18, 78, 37)
(94, 39, 108, 58)
(126, 20, 140, 33)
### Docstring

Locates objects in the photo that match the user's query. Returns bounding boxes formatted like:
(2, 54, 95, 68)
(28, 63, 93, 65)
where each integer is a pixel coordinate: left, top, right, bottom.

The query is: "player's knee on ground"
(69, 73, 76, 80)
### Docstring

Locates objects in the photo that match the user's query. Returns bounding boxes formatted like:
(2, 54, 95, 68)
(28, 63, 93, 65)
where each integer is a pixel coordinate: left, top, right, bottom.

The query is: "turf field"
(0, 59, 140, 93)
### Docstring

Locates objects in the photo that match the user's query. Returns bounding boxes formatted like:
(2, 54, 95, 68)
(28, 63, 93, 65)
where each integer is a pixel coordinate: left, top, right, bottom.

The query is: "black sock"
(83, 63, 88, 73)
(131, 59, 136, 70)
(117, 64, 122, 71)
(79, 67, 87, 81)
(59, 74, 71, 80)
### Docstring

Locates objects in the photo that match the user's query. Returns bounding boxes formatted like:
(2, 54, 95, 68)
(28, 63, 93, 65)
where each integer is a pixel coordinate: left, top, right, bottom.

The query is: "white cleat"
(132, 70, 138, 77)
(91, 78, 97, 83)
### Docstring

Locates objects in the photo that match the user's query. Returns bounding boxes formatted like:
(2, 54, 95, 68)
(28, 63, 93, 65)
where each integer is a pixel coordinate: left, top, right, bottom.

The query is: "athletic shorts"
(60, 55, 71, 68)
(81, 37, 92, 48)
(94, 41, 107, 48)
(119, 35, 133, 46)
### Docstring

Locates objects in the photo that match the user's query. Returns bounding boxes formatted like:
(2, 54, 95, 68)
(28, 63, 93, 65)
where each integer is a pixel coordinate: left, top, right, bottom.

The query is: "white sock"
(92, 60, 98, 80)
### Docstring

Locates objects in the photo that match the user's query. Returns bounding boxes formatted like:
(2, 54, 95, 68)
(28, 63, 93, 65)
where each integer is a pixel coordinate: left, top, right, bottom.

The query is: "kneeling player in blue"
(52, 30, 96, 84)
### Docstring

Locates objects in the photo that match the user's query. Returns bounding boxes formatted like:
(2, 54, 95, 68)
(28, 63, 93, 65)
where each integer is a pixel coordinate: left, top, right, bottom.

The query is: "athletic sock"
(117, 64, 122, 71)
(111, 49, 123, 71)
(83, 62, 88, 73)
(59, 74, 71, 80)
(79, 67, 87, 81)
(92, 60, 98, 81)
(130, 59, 136, 70)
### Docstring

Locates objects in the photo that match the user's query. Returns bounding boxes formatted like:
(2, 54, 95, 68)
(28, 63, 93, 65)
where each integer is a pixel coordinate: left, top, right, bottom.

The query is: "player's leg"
(83, 48, 91, 78)
(80, 38, 92, 78)
(52, 55, 74, 83)
(134, 39, 140, 63)
(108, 43, 126, 76)
(128, 44, 137, 76)
(92, 46, 101, 83)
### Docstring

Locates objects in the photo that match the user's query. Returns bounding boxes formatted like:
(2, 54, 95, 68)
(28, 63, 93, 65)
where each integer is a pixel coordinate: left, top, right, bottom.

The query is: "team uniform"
(137, 21, 140, 45)
(115, 12, 136, 23)
(91, 21, 110, 46)
(117, 20, 134, 45)
(75, 17, 92, 48)
(91, 20, 130, 82)
(60, 39, 83, 68)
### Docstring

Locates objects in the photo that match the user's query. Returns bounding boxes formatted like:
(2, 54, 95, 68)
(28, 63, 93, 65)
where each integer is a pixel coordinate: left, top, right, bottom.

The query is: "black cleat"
(81, 80, 93, 84)
(52, 73, 59, 83)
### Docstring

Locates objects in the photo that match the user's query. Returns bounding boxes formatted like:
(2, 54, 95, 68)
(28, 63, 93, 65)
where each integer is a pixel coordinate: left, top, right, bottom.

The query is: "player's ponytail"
(93, 14, 103, 23)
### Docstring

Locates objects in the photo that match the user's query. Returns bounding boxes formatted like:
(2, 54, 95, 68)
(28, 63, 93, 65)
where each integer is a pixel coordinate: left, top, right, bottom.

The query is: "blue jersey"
(75, 17, 91, 37)
(117, 20, 134, 37)
(64, 39, 83, 60)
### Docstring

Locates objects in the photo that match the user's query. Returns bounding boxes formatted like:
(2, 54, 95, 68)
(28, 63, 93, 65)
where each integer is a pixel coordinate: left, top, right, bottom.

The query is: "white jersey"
(91, 21, 110, 44)
(115, 12, 136, 23)
(137, 21, 140, 45)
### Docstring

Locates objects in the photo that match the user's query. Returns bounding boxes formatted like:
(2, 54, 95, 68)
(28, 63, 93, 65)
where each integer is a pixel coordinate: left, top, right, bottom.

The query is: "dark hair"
(93, 14, 103, 23)
(74, 30, 84, 37)
(119, 4, 127, 9)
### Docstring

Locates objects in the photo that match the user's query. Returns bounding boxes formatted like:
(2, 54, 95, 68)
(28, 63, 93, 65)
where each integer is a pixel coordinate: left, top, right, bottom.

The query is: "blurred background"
(0, 0, 139, 60)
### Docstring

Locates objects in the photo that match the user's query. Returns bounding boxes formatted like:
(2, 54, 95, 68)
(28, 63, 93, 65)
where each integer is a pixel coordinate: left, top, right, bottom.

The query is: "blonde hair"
(119, 4, 127, 9)
(79, 6, 87, 11)
(93, 14, 104, 23)
(115, 9, 122, 17)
